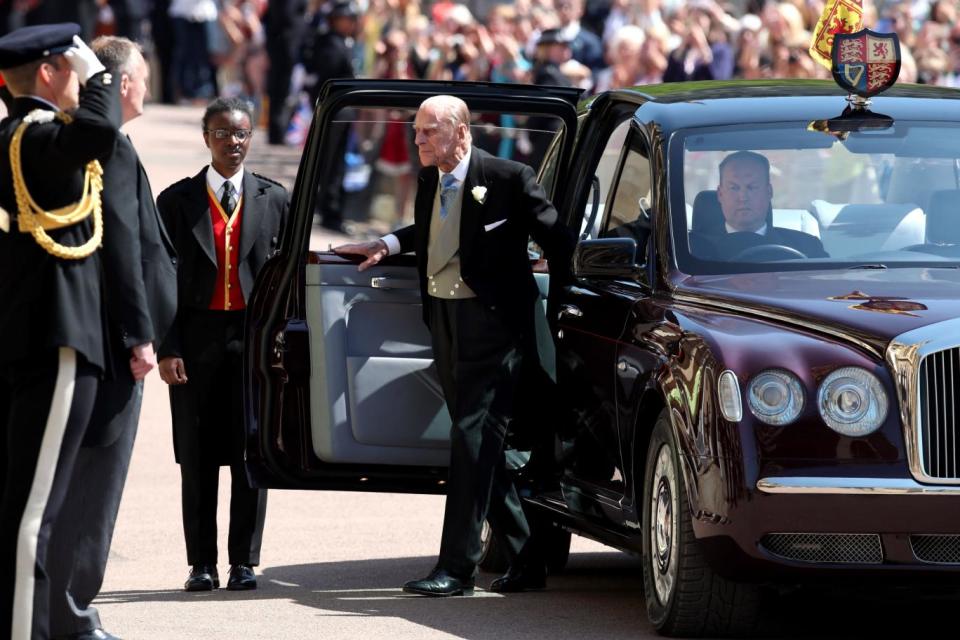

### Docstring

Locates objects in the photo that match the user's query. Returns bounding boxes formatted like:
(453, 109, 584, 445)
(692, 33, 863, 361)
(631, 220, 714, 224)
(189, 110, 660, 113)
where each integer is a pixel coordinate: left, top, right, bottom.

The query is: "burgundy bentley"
(242, 71, 960, 636)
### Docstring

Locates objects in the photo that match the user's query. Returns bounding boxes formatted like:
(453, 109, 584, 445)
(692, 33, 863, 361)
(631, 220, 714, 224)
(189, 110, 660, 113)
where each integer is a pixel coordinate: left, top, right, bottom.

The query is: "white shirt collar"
(206, 165, 244, 198)
(726, 223, 767, 235)
(438, 147, 471, 186)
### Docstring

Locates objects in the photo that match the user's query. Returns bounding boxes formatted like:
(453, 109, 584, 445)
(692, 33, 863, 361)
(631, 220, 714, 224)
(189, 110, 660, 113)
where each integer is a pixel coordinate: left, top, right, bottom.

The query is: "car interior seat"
(691, 190, 724, 233)
(925, 189, 960, 245)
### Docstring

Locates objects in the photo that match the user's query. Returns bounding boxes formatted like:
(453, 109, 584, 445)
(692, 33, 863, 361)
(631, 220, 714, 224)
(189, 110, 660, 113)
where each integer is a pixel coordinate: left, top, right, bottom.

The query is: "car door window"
(601, 133, 652, 271)
(580, 119, 632, 239)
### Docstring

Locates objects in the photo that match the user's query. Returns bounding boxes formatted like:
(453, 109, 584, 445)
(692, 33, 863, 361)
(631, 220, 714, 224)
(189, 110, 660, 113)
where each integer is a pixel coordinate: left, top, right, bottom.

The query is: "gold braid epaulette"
(10, 109, 103, 260)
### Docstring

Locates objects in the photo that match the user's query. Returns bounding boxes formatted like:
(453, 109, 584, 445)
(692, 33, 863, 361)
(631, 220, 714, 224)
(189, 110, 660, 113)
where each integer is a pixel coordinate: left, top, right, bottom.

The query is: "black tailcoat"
(395, 146, 574, 337)
(84, 134, 178, 446)
(157, 168, 288, 463)
(392, 146, 574, 576)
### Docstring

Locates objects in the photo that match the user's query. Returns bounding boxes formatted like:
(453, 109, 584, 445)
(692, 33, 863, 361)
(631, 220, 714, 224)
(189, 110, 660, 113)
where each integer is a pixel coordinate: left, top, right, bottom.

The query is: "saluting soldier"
(0, 24, 121, 640)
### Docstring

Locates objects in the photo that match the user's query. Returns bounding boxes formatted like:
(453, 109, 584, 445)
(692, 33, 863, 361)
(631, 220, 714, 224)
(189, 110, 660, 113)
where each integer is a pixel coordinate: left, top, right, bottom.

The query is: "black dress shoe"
(227, 563, 258, 590)
(403, 568, 475, 597)
(489, 563, 547, 593)
(184, 564, 219, 591)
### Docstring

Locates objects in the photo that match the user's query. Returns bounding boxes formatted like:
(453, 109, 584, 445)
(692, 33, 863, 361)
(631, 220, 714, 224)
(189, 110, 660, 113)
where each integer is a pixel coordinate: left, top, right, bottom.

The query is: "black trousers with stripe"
(47, 380, 143, 637)
(429, 297, 531, 579)
(0, 348, 99, 640)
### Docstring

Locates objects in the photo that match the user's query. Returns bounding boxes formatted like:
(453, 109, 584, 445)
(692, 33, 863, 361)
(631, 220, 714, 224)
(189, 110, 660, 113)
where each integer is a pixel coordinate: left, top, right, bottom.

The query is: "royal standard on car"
(242, 39, 960, 638)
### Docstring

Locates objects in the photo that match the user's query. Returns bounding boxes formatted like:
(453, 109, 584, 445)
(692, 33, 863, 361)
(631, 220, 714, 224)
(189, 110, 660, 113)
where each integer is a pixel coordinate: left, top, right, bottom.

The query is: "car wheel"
(479, 516, 572, 574)
(641, 410, 761, 637)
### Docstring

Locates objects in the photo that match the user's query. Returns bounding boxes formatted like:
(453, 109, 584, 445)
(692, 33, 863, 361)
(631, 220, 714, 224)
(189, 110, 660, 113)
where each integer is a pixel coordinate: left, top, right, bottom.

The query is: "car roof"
(587, 80, 960, 133)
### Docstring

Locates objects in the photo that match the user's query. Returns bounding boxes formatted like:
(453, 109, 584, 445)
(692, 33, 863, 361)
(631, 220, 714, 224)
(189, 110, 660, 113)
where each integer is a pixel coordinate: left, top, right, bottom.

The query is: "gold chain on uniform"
(10, 110, 104, 260)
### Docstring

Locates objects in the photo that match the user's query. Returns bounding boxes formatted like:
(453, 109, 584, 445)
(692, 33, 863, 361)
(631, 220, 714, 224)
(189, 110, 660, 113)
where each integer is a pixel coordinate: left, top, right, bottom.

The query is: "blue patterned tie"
(439, 173, 458, 220)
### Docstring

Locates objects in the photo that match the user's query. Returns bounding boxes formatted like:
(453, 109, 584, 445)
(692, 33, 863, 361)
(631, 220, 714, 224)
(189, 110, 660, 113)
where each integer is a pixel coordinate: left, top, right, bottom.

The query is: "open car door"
(244, 79, 580, 491)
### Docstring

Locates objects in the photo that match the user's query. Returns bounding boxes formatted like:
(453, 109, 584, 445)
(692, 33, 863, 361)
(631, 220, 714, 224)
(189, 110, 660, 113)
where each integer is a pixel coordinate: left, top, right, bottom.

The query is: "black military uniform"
(0, 24, 121, 640)
(302, 0, 357, 233)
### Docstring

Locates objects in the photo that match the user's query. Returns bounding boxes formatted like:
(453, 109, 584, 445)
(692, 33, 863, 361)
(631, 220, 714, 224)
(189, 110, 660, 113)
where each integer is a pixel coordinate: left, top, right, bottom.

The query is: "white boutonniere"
(471, 186, 488, 204)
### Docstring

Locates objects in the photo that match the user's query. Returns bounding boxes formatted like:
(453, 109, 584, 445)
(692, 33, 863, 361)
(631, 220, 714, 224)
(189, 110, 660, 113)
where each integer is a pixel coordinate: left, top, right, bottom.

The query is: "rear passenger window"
(601, 133, 652, 271)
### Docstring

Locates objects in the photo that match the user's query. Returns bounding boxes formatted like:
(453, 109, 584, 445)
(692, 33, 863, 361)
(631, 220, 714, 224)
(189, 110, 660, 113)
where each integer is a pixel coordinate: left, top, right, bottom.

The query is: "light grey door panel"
(306, 262, 450, 467)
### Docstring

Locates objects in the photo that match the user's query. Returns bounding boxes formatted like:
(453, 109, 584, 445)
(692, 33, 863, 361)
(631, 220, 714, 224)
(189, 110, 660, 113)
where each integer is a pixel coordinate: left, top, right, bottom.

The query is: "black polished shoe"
(184, 564, 219, 591)
(403, 568, 475, 597)
(227, 563, 258, 590)
(489, 563, 547, 593)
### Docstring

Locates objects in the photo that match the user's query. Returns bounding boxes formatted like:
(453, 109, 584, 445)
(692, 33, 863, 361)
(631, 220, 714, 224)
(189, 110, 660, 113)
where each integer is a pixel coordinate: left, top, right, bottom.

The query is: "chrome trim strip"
(757, 476, 960, 495)
(671, 294, 882, 359)
(887, 319, 960, 485)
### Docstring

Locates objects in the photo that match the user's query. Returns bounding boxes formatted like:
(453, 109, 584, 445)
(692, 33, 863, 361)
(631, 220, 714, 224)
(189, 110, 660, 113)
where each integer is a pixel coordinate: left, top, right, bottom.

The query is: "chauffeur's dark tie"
(221, 181, 237, 214)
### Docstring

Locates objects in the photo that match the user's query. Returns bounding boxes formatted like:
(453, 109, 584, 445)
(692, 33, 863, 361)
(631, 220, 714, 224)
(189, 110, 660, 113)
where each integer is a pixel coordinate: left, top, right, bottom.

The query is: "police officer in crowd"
(0, 24, 121, 640)
(45, 35, 177, 640)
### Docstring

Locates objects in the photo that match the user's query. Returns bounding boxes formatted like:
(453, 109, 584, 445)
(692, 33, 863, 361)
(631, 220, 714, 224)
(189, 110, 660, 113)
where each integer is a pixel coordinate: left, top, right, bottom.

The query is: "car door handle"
(558, 304, 583, 319)
(370, 277, 419, 290)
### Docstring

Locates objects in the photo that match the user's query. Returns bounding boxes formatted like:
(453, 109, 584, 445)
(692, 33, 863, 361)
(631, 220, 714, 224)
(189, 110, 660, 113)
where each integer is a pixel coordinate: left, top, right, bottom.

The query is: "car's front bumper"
(757, 476, 960, 495)
(692, 476, 960, 582)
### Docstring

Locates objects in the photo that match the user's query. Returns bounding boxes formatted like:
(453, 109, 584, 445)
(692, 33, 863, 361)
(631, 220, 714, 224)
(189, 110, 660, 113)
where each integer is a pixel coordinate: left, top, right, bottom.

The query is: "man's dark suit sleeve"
(517, 164, 575, 284)
(156, 187, 182, 359)
(101, 138, 154, 348)
(394, 224, 416, 254)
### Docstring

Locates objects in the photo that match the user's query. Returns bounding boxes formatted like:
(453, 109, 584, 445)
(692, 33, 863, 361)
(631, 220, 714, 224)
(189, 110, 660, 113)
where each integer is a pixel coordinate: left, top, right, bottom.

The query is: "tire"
(478, 516, 572, 574)
(641, 410, 761, 637)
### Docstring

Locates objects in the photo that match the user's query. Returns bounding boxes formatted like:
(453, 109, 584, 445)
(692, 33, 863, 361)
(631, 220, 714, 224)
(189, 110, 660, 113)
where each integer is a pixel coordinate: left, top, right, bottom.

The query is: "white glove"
(63, 35, 106, 85)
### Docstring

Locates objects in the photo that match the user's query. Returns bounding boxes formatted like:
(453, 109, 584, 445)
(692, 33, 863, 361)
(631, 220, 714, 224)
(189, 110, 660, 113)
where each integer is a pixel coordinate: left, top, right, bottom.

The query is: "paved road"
(91, 105, 954, 640)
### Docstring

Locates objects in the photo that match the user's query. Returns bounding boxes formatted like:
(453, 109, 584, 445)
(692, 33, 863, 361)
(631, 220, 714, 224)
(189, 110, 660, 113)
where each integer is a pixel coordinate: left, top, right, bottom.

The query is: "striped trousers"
(0, 348, 99, 640)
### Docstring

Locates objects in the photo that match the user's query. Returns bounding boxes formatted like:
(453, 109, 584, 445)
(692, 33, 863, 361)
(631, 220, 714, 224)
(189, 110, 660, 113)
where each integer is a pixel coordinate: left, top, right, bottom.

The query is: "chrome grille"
(911, 535, 960, 564)
(760, 533, 883, 564)
(919, 348, 960, 481)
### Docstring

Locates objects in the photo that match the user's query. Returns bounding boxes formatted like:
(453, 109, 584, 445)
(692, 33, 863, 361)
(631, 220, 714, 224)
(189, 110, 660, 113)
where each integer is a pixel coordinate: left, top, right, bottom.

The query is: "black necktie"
(220, 181, 237, 215)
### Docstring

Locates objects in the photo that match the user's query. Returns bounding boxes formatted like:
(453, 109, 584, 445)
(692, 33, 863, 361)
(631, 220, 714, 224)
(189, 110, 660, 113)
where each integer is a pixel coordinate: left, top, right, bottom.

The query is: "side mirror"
(572, 238, 640, 279)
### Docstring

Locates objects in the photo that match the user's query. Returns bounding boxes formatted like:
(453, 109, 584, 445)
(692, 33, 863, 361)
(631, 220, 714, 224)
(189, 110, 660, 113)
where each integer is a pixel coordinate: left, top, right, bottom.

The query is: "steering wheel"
(732, 244, 808, 262)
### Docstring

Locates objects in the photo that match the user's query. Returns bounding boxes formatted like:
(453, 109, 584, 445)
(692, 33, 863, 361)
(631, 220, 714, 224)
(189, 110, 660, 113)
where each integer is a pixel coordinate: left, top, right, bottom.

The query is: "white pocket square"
(483, 219, 507, 232)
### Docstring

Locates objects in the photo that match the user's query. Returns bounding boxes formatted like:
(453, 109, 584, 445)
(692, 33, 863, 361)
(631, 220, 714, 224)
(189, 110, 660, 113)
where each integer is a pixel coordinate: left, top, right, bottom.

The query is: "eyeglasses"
(205, 128, 253, 141)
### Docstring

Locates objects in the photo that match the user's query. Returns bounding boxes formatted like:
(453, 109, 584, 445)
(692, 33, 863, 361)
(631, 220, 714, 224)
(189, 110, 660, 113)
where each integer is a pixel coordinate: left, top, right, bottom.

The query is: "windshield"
(672, 121, 960, 274)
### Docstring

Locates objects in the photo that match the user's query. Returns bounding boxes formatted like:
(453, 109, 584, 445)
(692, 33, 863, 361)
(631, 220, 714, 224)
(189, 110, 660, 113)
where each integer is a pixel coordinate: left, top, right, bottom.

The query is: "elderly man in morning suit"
(336, 95, 575, 596)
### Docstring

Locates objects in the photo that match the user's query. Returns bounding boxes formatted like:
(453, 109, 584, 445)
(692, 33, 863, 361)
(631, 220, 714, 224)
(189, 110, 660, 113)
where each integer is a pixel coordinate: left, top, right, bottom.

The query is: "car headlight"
(817, 367, 888, 436)
(747, 369, 804, 425)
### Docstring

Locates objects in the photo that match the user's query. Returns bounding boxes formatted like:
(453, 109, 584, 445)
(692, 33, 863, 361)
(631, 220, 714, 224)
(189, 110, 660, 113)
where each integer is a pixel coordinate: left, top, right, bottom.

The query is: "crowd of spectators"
(3, 0, 960, 138)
